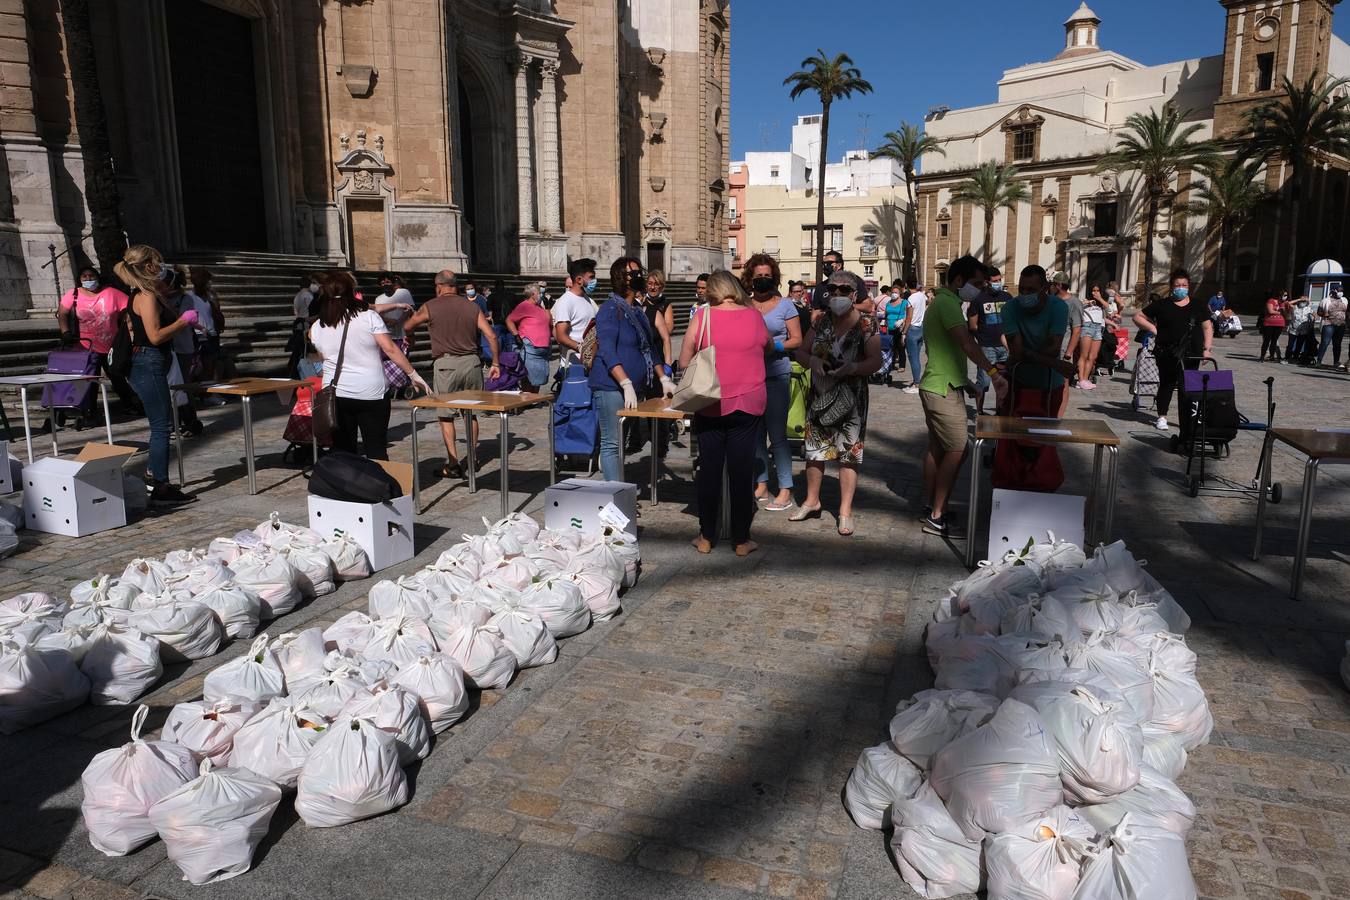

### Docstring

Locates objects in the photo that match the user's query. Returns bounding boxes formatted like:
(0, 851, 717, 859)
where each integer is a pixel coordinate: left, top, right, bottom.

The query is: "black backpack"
(308, 451, 404, 503)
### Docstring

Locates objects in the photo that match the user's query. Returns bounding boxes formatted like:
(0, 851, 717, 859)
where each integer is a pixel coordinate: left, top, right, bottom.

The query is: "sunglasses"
(831, 285, 856, 295)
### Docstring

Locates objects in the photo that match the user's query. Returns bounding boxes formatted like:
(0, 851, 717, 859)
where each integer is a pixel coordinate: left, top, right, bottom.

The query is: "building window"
(939, 223, 949, 238)
(830, 226, 844, 253)
(728, 197, 737, 220)
(764, 235, 779, 256)
(1094, 202, 1119, 237)
(1012, 129, 1036, 162)
(1256, 53, 1275, 92)
(863, 263, 875, 277)
(801, 227, 815, 252)
(728, 236, 738, 259)
(770, 166, 780, 179)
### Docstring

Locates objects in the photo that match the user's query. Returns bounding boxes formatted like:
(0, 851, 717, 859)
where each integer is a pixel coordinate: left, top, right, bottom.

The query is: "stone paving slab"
(1, 333, 1348, 899)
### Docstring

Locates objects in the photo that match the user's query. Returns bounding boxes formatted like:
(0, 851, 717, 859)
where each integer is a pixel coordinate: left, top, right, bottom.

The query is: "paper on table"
(263, 377, 293, 382)
(1317, 428, 1350, 434)
(1028, 427, 1073, 436)
(662, 406, 679, 414)
(452, 399, 485, 405)
(1022, 416, 1061, 421)
(495, 389, 523, 396)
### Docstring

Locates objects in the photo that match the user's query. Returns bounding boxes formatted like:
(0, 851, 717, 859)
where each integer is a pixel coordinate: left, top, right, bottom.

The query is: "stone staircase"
(1, 251, 703, 383)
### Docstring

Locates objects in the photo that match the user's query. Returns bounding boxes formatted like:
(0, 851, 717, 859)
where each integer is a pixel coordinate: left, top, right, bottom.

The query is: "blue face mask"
(583, 277, 598, 294)
(1017, 292, 1041, 309)
(1172, 287, 1190, 300)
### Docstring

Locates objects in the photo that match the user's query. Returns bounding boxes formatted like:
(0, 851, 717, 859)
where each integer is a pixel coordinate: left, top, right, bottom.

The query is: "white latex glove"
(660, 376, 677, 398)
(619, 378, 638, 410)
(409, 371, 431, 396)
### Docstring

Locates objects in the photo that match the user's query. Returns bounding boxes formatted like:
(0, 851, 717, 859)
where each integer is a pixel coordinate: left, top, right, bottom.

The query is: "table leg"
(99, 383, 113, 445)
(1252, 431, 1275, 560)
(547, 404, 556, 486)
(1088, 445, 1103, 546)
(1291, 458, 1320, 600)
(650, 418, 659, 505)
(242, 395, 256, 495)
(171, 398, 184, 486)
(1103, 447, 1119, 544)
(965, 437, 985, 568)
(19, 387, 32, 464)
(499, 411, 510, 520)
(465, 413, 477, 494)
(411, 406, 422, 514)
(50, 390, 60, 457)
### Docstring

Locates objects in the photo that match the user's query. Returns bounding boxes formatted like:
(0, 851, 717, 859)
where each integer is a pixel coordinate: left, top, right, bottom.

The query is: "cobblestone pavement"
(1, 331, 1348, 899)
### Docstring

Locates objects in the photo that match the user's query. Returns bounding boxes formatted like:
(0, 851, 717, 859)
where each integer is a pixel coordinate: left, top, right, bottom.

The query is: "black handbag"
(311, 318, 349, 443)
(107, 312, 133, 378)
(308, 450, 403, 502)
(809, 379, 857, 428)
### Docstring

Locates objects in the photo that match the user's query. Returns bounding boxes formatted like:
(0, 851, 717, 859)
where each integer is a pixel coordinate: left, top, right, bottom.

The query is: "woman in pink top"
(506, 284, 554, 388)
(57, 265, 137, 408)
(678, 271, 771, 557)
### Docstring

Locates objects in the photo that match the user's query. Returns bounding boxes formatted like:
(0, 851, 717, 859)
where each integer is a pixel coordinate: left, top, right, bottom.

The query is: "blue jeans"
(521, 341, 551, 388)
(756, 373, 794, 489)
(128, 349, 173, 483)
(594, 387, 625, 482)
(1317, 324, 1344, 366)
(976, 344, 1009, 394)
(906, 326, 925, 382)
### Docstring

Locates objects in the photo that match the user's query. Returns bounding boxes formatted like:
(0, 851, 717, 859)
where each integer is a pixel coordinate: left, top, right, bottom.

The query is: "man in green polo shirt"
(919, 255, 1009, 537)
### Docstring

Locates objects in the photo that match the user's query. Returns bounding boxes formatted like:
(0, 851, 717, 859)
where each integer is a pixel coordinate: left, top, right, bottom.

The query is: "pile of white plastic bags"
(75, 513, 638, 884)
(0, 514, 374, 733)
(843, 537, 1208, 900)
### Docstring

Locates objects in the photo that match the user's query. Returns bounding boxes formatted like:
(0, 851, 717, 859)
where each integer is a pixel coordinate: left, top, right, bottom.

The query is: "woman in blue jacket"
(589, 257, 677, 481)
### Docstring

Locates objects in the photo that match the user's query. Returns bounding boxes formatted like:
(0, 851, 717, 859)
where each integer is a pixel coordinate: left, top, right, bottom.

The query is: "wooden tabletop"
(204, 378, 309, 396)
(410, 390, 553, 413)
(618, 397, 690, 420)
(974, 416, 1121, 447)
(1269, 427, 1350, 460)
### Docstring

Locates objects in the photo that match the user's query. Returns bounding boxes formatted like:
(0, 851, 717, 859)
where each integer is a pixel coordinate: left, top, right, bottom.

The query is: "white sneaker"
(902, 384, 920, 394)
(1078, 379, 1096, 391)
(1154, 416, 1169, 431)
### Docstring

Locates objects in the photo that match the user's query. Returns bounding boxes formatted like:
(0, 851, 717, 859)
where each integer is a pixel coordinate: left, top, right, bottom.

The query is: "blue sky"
(730, 0, 1350, 160)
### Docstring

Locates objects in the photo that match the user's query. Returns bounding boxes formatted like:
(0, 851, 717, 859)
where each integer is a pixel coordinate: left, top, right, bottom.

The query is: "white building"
(915, 1, 1350, 305)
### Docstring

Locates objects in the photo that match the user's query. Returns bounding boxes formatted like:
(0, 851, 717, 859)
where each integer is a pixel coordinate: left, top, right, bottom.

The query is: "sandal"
(439, 461, 465, 479)
(837, 515, 855, 537)
(765, 498, 797, 512)
(788, 504, 822, 522)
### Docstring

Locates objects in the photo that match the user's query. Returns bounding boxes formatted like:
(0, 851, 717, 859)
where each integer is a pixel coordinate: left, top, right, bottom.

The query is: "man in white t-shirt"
(375, 272, 417, 342)
(900, 279, 929, 393)
(552, 257, 599, 365)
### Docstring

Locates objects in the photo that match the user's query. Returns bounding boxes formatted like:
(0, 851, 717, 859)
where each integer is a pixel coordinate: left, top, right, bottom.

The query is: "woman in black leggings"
(1132, 268, 1213, 434)
(1259, 294, 1285, 361)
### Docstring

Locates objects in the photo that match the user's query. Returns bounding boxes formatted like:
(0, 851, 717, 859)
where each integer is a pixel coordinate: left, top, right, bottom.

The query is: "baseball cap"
(1049, 271, 1070, 286)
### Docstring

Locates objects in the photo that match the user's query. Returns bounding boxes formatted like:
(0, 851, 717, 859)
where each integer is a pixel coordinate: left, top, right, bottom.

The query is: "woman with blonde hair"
(678, 270, 771, 556)
(642, 269, 676, 370)
(115, 244, 202, 507)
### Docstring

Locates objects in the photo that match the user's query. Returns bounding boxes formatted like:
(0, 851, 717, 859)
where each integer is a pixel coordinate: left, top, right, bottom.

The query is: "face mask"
(822, 262, 836, 277)
(751, 276, 775, 293)
(1018, 292, 1041, 309)
(989, 281, 1003, 293)
(829, 296, 853, 316)
(159, 263, 174, 283)
(1171, 287, 1189, 300)
(958, 281, 983, 303)
(80, 279, 98, 291)
(628, 271, 647, 292)
(309, 282, 319, 293)
(583, 277, 598, 294)
(465, 289, 477, 298)
(890, 292, 900, 300)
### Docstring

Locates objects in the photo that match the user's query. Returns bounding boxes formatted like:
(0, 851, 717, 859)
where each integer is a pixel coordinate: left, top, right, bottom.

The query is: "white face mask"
(81, 279, 99, 291)
(309, 282, 319, 293)
(829, 296, 853, 316)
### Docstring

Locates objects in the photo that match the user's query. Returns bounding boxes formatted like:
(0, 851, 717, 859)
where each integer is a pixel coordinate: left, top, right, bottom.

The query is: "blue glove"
(773, 339, 785, 353)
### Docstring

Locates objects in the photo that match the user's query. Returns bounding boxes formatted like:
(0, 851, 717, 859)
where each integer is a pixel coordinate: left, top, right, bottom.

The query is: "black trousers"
(334, 396, 391, 460)
(1155, 352, 1198, 428)
(694, 411, 762, 545)
(1259, 325, 1283, 360)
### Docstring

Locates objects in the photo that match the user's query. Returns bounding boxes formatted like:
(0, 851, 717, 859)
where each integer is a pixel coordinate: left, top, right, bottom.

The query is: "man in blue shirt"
(968, 266, 1011, 414)
(1208, 291, 1227, 316)
(1002, 265, 1076, 404)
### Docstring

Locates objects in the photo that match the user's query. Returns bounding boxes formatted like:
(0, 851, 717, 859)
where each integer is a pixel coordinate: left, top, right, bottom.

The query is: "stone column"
(511, 50, 536, 234)
(538, 58, 562, 234)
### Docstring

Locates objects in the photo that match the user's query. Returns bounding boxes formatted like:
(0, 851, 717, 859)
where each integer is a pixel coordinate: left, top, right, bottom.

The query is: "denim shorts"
(1081, 322, 1104, 341)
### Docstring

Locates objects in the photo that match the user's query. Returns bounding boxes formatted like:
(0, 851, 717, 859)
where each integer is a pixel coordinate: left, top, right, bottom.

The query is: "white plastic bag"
(368, 576, 435, 621)
(489, 512, 541, 544)
(439, 624, 515, 690)
(431, 546, 483, 580)
(294, 715, 409, 827)
(0, 592, 68, 642)
(81, 623, 163, 705)
(163, 548, 213, 573)
(193, 583, 260, 641)
(253, 512, 324, 551)
(1071, 813, 1197, 900)
(1073, 765, 1196, 837)
(363, 615, 438, 669)
(949, 560, 1042, 608)
(342, 684, 431, 765)
(203, 634, 287, 705)
(1064, 633, 1155, 726)
(163, 699, 261, 765)
(1136, 632, 1212, 750)
(985, 805, 1095, 900)
(889, 689, 1000, 772)
(323, 610, 378, 655)
(1012, 681, 1142, 804)
(121, 558, 171, 594)
(161, 560, 234, 601)
(35, 622, 98, 664)
(280, 542, 336, 599)
(932, 634, 1018, 697)
(68, 576, 138, 627)
(0, 639, 89, 733)
(456, 530, 522, 566)
(230, 697, 330, 789)
(482, 557, 539, 592)
(488, 606, 558, 668)
(889, 780, 984, 900)
(147, 758, 283, 885)
(1024, 533, 1088, 573)
(318, 533, 372, 581)
(1141, 726, 1188, 780)
(519, 578, 591, 638)
(80, 705, 198, 856)
(930, 699, 1062, 840)
(409, 564, 476, 602)
(270, 628, 329, 695)
(1000, 594, 1078, 646)
(126, 597, 225, 663)
(228, 549, 302, 620)
(428, 600, 493, 647)
(842, 741, 923, 829)
(296, 660, 374, 719)
(389, 653, 469, 733)
(565, 566, 622, 621)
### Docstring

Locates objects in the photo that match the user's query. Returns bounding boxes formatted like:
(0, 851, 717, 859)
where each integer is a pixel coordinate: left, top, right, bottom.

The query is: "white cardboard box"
(308, 460, 415, 572)
(22, 443, 136, 537)
(0, 441, 16, 494)
(544, 479, 638, 539)
(987, 488, 1086, 562)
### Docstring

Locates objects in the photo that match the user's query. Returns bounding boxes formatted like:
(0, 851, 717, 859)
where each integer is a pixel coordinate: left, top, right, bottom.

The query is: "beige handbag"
(671, 304, 721, 412)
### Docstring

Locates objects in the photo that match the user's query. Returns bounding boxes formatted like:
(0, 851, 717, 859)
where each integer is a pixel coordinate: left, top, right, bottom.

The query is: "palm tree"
(949, 161, 1029, 263)
(873, 122, 946, 281)
(1185, 157, 1274, 293)
(784, 51, 872, 280)
(1095, 107, 1215, 296)
(1242, 75, 1350, 294)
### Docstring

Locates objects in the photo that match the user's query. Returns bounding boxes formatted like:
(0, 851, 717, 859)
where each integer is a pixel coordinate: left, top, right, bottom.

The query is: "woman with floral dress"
(790, 269, 882, 536)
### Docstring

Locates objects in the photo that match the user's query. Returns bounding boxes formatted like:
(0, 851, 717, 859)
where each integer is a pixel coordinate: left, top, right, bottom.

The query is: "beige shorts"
(920, 387, 969, 453)
(433, 354, 483, 420)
